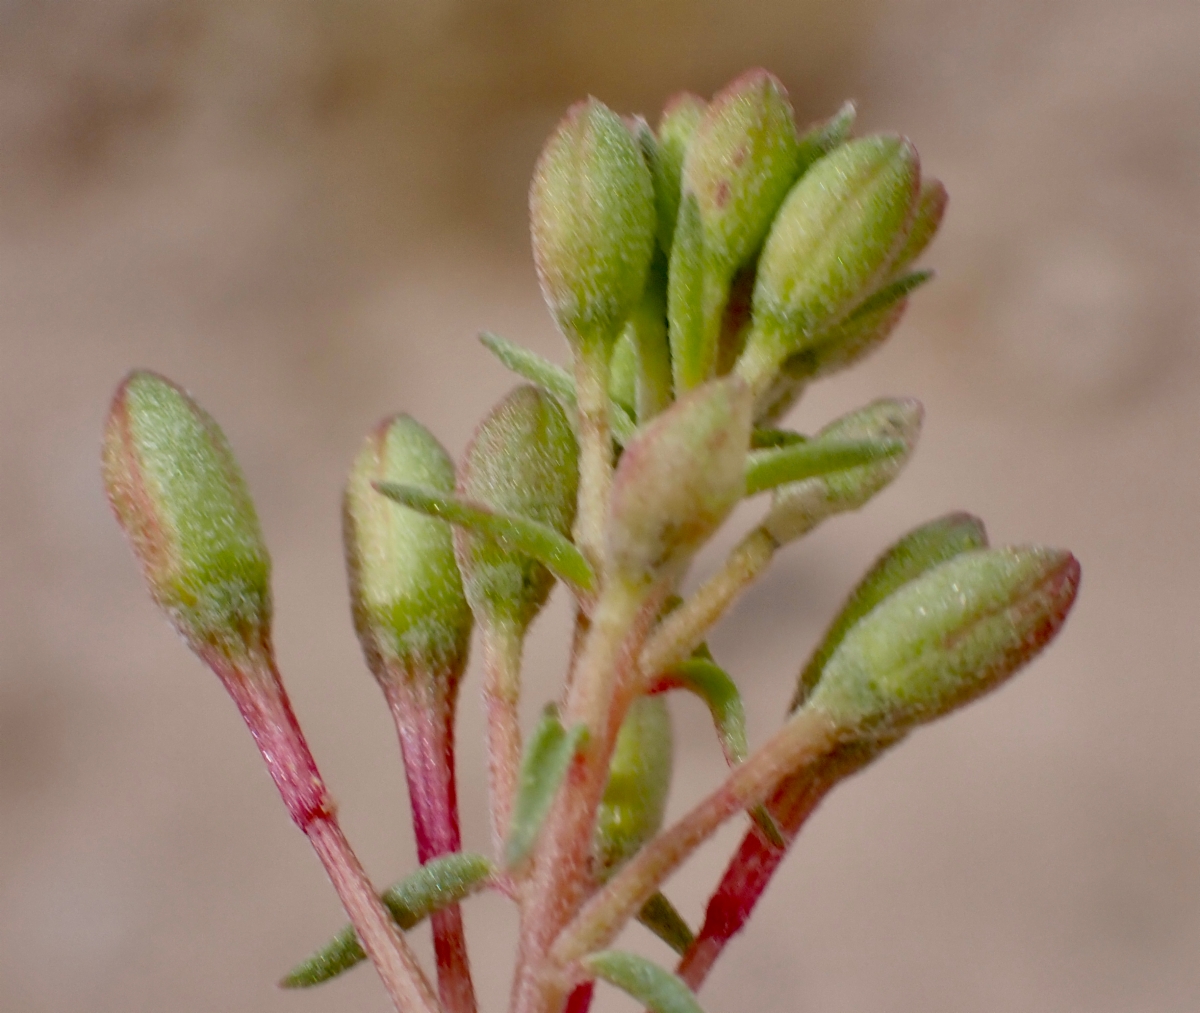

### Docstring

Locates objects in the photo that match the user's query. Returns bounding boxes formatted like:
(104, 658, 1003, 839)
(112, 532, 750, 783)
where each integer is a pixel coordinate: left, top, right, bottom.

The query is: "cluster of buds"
(104, 68, 1079, 1013)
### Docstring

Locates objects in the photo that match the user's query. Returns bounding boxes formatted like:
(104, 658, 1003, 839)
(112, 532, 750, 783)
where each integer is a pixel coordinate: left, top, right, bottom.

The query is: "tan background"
(2, 1, 1197, 1011)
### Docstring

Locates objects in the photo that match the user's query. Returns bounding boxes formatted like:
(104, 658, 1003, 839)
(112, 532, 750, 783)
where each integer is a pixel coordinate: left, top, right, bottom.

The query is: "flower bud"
(594, 695, 673, 877)
(530, 98, 656, 345)
(456, 386, 580, 633)
(682, 70, 800, 277)
(791, 513, 988, 710)
(739, 136, 920, 388)
(102, 371, 270, 661)
(762, 397, 922, 546)
(343, 415, 472, 683)
(651, 92, 706, 254)
(890, 178, 947, 273)
(609, 331, 639, 418)
(809, 547, 1080, 736)
(608, 377, 753, 582)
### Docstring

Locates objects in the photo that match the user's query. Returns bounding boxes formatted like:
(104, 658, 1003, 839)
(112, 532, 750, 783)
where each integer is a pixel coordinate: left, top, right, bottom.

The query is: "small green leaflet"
(636, 892, 695, 956)
(745, 436, 906, 496)
(280, 853, 494, 987)
(506, 705, 589, 867)
(584, 949, 707, 1013)
(653, 657, 784, 847)
(478, 332, 637, 443)
(375, 482, 597, 598)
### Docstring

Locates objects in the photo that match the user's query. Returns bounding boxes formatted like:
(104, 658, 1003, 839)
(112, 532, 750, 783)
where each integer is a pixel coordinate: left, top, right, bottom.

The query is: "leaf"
(792, 513, 988, 709)
(750, 427, 807, 449)
(281, 853, 494, 987)
(847, 269, 933, 322)
(506, 705, 589, 867)
(584, 950, 707, 1013)
(745, 436, 907, 496)
(478, 332, 636, 443)
(375, 482, 597, 598)
(651, 658, 784, 847)
(636, 892, 695, 956)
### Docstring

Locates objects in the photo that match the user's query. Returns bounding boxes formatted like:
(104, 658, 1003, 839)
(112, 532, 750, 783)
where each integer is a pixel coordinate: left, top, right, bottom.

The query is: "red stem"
(386, 678, 478, 1013)
(564, 982, 596, 1013)
(677, 746, 881, 991)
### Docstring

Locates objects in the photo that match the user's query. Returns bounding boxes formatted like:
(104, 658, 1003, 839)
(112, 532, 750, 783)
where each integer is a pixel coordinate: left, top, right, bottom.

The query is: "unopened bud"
(530, 98, 656, 345)
(739, 136, 920, 388)
(809, 547, 1080, 736)
(102, 371, 270, 661)
(344, 415, 472, 684)
(456, 386, 579, 633)
(651, 92, 706, 254)
(890, 178, 947, 273)
(792, 513, 988, 709)
(763, 397, 923, 546)
(594, 695, 673, 876)
(608, 377, 752, 581)
(682, 69, 800, 277)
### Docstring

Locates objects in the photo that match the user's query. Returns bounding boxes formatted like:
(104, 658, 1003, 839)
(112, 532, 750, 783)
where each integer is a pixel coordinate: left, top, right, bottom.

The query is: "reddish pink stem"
(386, 678, 478, 1013)
(564, 982, 596, 1013)
(677, 746, 881, 991)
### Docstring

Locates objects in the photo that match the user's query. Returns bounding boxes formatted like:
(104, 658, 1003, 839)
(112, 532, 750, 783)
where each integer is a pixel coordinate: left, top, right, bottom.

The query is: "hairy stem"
(549, 707, 838, 971)
(482, 620, 526, 856)
(640, 528, 777, 678)
(572, 335, 614, 569)
(384, 677, 478, 1013)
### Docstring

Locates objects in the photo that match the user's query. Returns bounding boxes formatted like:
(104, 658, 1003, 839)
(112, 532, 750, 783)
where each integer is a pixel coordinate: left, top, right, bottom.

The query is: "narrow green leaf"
(654, 658, 784, 846)
(478, 332, 636, 443)
(751, 427, 807, 449)
(847, 269, 933, 322)
(584, 950, 707, 1013)
(667, 194, 708, 394)
(506, 706, 589, 867)
(636, 892, 696, 956)
(745, 436, 906, 496)
(375, 482, 596, 597)
(792, 513, 989, 710)
(281, 853, 494, 987)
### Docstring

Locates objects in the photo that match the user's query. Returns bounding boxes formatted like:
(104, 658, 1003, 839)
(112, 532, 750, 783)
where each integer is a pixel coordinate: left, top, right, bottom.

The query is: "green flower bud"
(594, 695, 673, 877)
(102, 371, 270, 661)
(762, 397, 923, 546)
(890, 177, 947, 274)
(682, 69, 800, 277)
(738, 136, 920, 391)
(455, 386, 580, 633)
(652, 92, 706, 255)
(530, 98, 656, 345)
(809, 547, 1080, 736)
(792, 512, 988, 710)
(608, 377, 753, 582)
(343, 415, 472, 683)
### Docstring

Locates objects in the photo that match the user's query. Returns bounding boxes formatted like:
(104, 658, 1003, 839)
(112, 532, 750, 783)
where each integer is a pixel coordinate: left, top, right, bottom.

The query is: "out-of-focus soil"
(1, 2, 1197, 1011)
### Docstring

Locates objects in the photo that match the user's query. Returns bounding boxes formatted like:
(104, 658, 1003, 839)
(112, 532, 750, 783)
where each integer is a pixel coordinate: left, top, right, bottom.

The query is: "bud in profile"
(593, 695, 673, 877)
(102, 370, 271, 662)
(651, 92, 706, 254)
(808, 547, 1080, 736)
(889, 177, 947, 274)
(682, 70, 800, 278)
(738, 136, 920, 391)
(456, 386, 580, 634)
(343, 415, 472, 684)
(762, 397, 923, 546)
(530, 98, 656, 345)
(608, 376, 752, 582)
(791, 513, 988, 710)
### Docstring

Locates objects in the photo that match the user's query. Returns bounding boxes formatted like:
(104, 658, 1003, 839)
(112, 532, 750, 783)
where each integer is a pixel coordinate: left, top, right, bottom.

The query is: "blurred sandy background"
(2, 1, 1198, 1011)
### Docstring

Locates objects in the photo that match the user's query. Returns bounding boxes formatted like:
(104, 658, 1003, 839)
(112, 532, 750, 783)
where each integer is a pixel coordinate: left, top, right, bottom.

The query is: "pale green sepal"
(745, 436, 907, 496)
(375, 483, 597, 598)
(281, 852, 494, 987)
(667, 194, 708, 393)
(636, 893, 695, 957)
(506, 706, 589, 867)
(791, 513, 988, 710)
(584, 950, 707, 1013)
(794, 100, 856, 176)
(478, 332, 637, 443)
